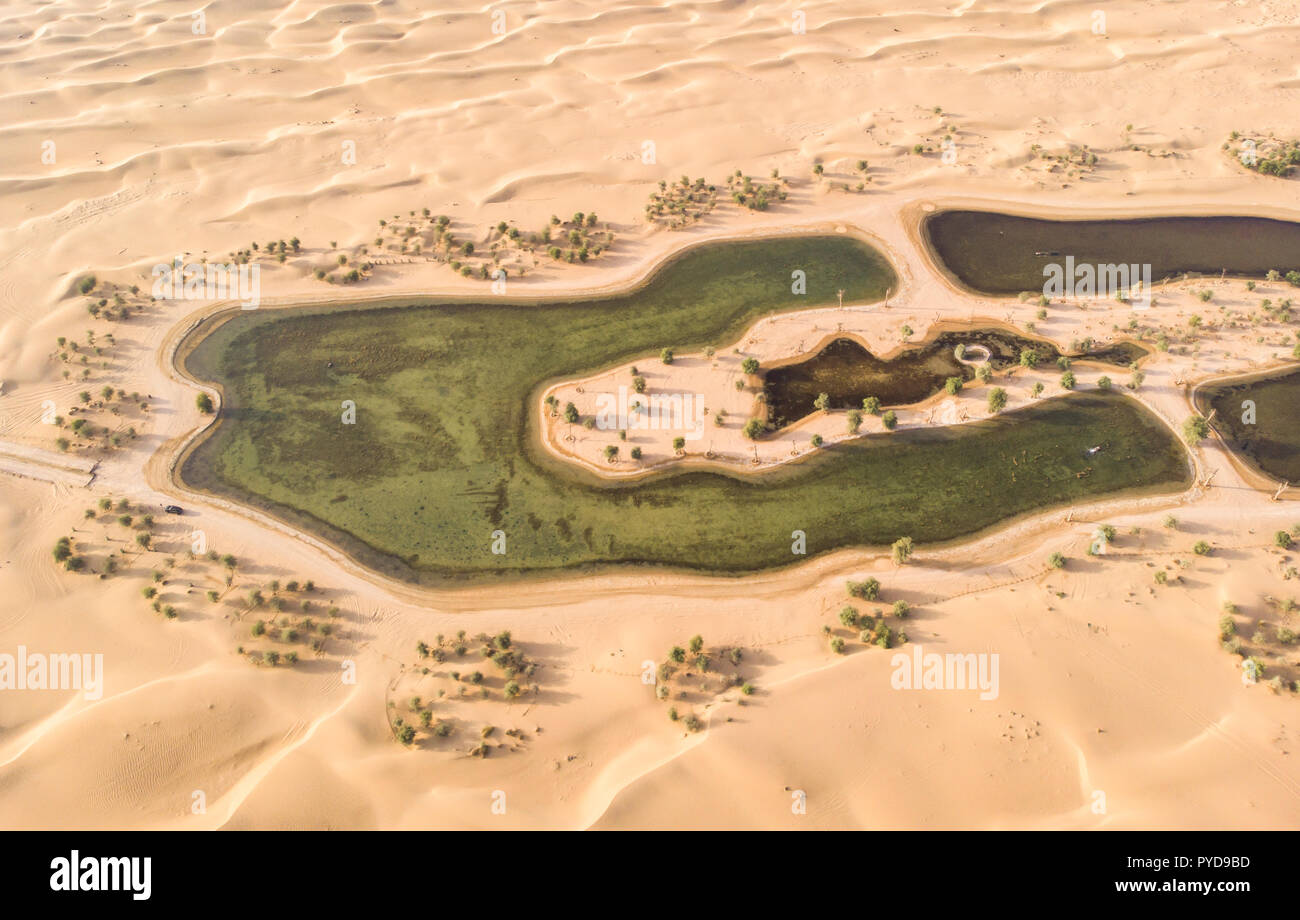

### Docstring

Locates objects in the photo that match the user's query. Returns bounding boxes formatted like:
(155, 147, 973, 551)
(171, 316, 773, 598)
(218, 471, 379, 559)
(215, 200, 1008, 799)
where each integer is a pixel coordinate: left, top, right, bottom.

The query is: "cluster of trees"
(646, 169, 790, 227)
(51, 536, 82, 571)
(230, 567, 334, 662)
(80, 278, 147, 322)
(658, 634, 752, 728)
(812, 394, 898, 432)
(846, 549, 919, 593)
(847, 577, 880, 600)
(1030, 144, 1099, 169)
(832, 604, 899, 652)
(811, 159, 873, 194)
(47, 344, 149, 452)
(1230, 134, 1300, 177)
(412, 630, 534, 693)
(544, 211, 609, 263)
(56, 498, 166, 575)
(646, 175, 717, 228)
(328, 207, 615, 285)
(249, 238, 301, 259)
(392, 630, 538, 749)
(724, 169, 788, 211)
(1218, 600, 1284, 691)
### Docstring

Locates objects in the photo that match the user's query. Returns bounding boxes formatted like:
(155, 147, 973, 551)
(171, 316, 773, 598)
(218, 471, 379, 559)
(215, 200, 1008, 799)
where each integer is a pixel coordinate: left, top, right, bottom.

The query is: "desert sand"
(3, 0, 1300, 830)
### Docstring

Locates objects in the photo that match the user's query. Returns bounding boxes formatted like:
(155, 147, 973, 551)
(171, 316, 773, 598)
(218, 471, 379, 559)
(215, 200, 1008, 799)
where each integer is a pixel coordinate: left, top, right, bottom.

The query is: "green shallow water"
(180, 234, 1188, 583)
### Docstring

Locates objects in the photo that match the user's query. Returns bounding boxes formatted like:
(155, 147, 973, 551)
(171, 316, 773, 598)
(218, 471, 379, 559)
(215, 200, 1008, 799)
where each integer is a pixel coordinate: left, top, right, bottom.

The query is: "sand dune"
(2, 0, 1300, 830)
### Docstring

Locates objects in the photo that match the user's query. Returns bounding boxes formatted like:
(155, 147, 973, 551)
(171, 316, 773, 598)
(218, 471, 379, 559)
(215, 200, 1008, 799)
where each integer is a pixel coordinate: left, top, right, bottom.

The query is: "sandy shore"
(3, 0, 1300, 830)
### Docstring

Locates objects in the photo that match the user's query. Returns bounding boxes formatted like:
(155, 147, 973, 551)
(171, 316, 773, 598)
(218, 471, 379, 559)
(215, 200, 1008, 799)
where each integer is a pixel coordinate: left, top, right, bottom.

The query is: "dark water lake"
(1198, 367, 1300, 483)
(764, 328, 1146, 428)
(924, 211, 1300, 295)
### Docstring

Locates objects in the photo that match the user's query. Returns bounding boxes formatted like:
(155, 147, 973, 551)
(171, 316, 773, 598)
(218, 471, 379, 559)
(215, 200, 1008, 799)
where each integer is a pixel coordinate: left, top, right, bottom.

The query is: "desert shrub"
(847, 578, 880, 601)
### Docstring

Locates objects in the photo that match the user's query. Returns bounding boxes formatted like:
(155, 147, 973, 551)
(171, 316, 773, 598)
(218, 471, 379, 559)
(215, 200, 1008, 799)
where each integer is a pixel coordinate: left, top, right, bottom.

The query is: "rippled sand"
(2, 0, 1300, 829)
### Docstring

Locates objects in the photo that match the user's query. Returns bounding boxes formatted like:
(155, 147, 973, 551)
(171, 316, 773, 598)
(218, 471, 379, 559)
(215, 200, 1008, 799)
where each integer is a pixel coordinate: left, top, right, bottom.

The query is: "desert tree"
(1183, 415, 1210, 443)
